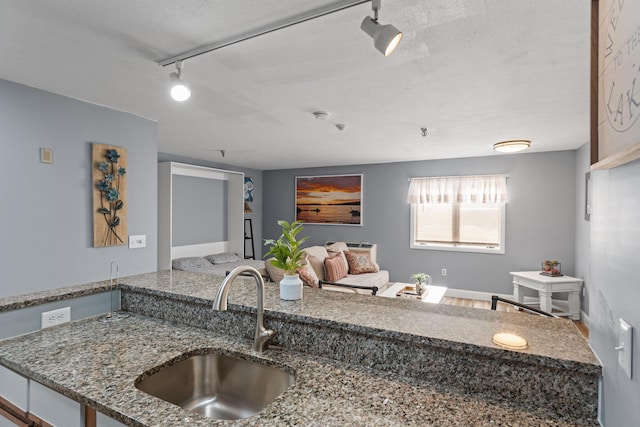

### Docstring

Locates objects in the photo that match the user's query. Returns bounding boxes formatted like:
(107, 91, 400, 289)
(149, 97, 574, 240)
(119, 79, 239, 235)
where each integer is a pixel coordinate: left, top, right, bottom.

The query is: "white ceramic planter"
(280, 274, 303, 300)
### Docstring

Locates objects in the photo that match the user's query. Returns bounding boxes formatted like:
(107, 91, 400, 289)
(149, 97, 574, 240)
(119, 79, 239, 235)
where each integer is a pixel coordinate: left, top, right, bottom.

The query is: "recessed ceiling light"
(493, 140, 531, 153)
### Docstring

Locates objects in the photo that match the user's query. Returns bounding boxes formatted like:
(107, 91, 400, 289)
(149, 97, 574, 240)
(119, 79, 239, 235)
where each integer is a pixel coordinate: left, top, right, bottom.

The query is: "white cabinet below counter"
(96, 412, 127, 427)
(29, 380, 82, 427)
(0, 364, 29, 426)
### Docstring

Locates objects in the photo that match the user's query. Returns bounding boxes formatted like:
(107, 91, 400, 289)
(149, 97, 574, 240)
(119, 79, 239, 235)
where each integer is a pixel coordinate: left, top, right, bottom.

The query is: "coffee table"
(380, 282, 447, 304)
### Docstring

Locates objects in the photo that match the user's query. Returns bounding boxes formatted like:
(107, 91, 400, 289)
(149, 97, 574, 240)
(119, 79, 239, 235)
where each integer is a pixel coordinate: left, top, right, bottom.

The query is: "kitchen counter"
(0, 270, 601, 425)
(0, 313, 597, 426)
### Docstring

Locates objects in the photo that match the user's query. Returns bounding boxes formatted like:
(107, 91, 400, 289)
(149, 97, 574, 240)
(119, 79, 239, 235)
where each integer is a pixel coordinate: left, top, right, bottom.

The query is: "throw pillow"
(205, 252, 241, 264)
(324, 242, 348, 270)
(298, 265, 319, 288)
(344, 250, 379, 275)
(324, 254, 348, 282)
(264, 258, 285, 284)
(303, 246, 330, 280)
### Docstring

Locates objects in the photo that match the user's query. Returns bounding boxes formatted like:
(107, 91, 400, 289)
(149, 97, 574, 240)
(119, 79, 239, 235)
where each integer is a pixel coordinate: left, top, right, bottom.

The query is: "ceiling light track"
(158, 0, 372, 67)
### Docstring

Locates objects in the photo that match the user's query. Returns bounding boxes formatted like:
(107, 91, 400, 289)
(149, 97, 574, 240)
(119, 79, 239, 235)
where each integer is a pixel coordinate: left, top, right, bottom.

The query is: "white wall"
(589, 159, 640, 426)
(0, 79, 158, 298)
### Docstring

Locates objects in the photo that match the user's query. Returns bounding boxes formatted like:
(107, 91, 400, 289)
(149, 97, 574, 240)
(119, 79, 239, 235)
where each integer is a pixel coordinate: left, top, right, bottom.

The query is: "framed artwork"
(244, 177, 254, 213)
(295, 174, 362, 225)
(595, 0, 640, 169)
(92, 143, 127, 247)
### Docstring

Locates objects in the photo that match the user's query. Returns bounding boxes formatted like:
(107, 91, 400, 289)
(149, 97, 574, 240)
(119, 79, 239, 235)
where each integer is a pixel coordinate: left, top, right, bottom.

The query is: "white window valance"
(406, 174, 508, 204)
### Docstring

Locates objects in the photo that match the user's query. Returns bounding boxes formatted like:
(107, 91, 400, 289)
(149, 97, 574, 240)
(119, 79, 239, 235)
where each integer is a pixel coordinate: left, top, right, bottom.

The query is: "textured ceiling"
(0, 0, 591, 170)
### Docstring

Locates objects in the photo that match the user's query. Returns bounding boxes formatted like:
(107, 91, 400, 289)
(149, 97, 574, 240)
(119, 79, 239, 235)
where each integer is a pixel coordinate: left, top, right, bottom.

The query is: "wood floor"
(440, 296, 589, 338)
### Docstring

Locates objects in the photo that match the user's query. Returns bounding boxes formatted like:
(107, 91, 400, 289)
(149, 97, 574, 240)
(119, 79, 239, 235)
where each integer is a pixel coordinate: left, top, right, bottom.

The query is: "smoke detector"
(313, 111, 330, 120)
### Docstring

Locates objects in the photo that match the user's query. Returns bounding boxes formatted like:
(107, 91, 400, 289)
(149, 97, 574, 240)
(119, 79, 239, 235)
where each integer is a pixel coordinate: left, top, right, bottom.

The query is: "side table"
(510, 271, 583, 320)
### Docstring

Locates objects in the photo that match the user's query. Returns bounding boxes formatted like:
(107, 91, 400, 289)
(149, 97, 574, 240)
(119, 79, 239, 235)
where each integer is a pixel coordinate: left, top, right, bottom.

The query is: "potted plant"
(264, 220, 308, 300)
(410, 272, 431, 296)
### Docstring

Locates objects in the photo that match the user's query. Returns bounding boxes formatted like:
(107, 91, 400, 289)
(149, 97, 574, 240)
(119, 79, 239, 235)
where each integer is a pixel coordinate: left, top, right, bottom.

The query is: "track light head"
(361, 16, 403, 56)
(169, 61, 191, 102)
(361, 0, 402, 57)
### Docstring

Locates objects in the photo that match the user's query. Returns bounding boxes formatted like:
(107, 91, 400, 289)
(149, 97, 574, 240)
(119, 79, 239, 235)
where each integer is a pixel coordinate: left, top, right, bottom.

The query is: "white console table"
(510, 271, 583, 320)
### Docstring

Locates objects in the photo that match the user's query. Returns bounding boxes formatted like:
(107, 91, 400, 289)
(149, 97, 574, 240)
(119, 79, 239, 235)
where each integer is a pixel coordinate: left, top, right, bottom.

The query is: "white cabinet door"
(29, 381, 81, 427)
(96, 411, 127, 427)
(0, 365, 28, 411)
(0, 414, 25, 427)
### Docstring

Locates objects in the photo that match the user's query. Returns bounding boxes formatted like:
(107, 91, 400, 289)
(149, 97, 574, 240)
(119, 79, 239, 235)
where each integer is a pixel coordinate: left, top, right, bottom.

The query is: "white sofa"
(304, 242, 389, 295)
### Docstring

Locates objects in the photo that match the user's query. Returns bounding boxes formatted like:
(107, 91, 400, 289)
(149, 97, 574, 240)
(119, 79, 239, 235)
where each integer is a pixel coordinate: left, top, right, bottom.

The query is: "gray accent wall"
(158, 153, 263, 259)
(589, 159, 640, 427)
(172, 175, 228, 246)
(0, 79, 158, 298)
(263, 150, 577, 295)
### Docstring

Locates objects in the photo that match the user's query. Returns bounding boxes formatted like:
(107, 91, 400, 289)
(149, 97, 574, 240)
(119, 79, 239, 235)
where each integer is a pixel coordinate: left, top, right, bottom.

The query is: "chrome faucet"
(212, 266, 275, 353)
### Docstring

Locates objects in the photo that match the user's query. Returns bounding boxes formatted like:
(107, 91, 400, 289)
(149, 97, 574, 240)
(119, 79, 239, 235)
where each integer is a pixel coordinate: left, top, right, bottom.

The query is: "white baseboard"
(443, 288, 512, 301)
(580, 310, 589, 327)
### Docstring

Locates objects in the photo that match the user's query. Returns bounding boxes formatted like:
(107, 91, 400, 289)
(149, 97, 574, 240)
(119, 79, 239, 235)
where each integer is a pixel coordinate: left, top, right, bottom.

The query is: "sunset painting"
(295, 174, 362, 225)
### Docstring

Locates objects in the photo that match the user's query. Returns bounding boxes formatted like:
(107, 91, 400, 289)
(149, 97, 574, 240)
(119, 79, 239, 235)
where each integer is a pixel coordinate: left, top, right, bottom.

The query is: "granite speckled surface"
(119, 270, 599, 368)
(0, 314, 597, 426)
(0, 269, 601, 425)
(0, 280, 114, 312)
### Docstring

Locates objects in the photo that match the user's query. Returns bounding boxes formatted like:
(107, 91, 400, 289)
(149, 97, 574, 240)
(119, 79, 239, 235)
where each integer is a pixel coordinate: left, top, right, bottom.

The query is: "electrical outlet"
(442, 268, 447, 276)
(41, 307, 71, 329)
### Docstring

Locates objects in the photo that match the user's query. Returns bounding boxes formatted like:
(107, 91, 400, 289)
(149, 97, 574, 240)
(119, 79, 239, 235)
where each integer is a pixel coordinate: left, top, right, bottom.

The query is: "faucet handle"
(254, 328, 276, 353)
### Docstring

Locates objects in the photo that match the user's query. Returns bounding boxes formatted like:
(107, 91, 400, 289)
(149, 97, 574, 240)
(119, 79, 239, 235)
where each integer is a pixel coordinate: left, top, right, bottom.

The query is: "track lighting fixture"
(169, 61, 191, 102)
(160, 1, 403, 100)
(360, 0, 403, 56)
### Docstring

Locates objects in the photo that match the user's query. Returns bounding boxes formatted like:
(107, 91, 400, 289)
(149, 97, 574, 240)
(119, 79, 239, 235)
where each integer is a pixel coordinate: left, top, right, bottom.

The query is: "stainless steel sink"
(135, 352, 295, 420)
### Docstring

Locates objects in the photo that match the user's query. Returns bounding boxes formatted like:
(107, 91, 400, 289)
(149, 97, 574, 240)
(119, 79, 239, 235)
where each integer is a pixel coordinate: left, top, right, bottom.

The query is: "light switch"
(617, 318, 633, 379)
(128, 234, 146, 249)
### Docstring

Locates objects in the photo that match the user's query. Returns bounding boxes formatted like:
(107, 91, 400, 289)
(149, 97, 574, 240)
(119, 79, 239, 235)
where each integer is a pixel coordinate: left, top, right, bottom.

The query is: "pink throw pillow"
(324, 254, 348, 282)
(298, 265, 319, 288)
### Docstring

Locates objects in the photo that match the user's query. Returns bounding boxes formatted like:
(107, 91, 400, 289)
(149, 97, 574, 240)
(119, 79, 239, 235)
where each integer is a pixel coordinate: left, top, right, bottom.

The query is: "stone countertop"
(0, 269, 599, 372)
(120, 270, 599, 372)
(0, 281, 114, 312)
(0, 314, 597, 427)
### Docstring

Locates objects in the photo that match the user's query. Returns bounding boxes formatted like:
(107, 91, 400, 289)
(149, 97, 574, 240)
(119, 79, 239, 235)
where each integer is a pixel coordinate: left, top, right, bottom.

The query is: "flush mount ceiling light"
(313, 111, 330, 120)
(361, 0, 403, 56)
(493, 140, 531, 153)
(169, 61, 190, 102)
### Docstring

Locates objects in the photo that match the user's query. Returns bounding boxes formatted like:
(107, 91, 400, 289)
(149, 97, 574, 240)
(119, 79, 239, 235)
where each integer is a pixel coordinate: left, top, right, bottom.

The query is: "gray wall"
(158, 153, 263, 259)
(574, 143, 591, 315)
(263, 150, 577, 294)
(0, 79, 158, 298)
(172, 175, 228, 246)
(590, 159, 640, 426)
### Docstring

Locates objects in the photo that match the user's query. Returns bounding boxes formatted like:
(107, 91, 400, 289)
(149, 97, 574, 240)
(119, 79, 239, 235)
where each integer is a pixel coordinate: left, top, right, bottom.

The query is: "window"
(407, 175, 506, 254)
